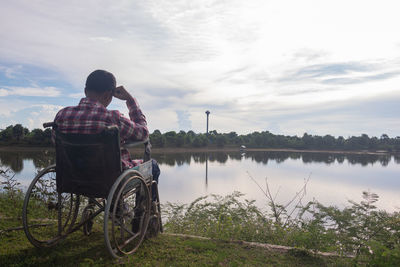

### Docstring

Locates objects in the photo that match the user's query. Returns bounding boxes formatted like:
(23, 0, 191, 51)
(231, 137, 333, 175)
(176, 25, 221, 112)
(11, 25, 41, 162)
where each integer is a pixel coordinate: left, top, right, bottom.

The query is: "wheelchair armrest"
(122, 138, 152, 162)
(43, 122, 55, 128)
(122, 138, 150, 149)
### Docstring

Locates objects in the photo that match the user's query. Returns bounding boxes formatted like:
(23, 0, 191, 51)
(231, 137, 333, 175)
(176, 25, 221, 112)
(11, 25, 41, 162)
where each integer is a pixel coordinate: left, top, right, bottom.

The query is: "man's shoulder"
(58, 105, 78, 112)
(54, 98, 88, 120)
(55, 104, 79, 118)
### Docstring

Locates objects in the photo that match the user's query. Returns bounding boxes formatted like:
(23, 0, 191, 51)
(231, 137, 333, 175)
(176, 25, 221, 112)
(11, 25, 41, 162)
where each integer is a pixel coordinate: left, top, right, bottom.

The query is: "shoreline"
(0, 145, 395, 155)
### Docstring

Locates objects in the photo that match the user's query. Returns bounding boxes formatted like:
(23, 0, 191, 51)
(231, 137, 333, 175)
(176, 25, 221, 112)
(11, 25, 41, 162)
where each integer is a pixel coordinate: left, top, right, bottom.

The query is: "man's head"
(84, 70, 116, 107)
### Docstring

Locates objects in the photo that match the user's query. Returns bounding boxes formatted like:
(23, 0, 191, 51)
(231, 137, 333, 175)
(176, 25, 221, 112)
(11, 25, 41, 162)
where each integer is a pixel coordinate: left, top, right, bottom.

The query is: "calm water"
(1, 149, 399, 212)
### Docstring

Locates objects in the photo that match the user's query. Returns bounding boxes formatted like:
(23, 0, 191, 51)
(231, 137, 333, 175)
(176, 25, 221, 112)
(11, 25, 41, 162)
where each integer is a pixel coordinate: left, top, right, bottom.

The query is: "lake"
(1, 149, 399, 213)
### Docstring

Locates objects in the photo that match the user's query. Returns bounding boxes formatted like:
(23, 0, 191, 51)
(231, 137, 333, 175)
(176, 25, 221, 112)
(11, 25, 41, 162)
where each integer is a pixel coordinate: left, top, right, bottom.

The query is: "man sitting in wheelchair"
(54, 69, 160, 231)
(22, 70, 161, 258)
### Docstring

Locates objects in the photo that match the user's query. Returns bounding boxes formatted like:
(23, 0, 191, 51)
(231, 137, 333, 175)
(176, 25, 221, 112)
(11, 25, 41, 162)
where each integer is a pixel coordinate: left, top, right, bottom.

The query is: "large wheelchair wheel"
(104, 170, 151, 259)
(22, 164, 80, 247)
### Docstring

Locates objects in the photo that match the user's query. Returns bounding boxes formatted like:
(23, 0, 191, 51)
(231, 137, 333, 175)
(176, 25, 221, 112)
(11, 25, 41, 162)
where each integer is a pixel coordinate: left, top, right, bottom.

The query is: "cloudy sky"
(1, 0, 400, 137)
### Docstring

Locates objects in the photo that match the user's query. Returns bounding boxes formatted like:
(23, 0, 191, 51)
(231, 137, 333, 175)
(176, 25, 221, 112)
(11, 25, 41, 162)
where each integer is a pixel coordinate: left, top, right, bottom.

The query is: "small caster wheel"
(82, 205, 94, 236)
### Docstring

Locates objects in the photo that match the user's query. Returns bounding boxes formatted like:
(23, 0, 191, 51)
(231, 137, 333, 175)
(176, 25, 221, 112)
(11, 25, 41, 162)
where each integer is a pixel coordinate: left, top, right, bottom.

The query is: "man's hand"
(113, 86, 134, 101)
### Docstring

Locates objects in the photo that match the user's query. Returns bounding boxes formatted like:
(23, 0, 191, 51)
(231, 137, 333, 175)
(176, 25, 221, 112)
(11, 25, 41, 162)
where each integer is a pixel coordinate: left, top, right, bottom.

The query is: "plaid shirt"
(54, 97, 149, 169)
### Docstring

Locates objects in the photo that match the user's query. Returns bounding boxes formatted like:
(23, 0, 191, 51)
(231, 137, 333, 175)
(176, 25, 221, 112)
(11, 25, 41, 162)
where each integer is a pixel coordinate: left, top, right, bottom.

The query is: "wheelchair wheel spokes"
(104, 173, 150, 258)
(112, 177, 150, 256)
(22, 165, 80, 247)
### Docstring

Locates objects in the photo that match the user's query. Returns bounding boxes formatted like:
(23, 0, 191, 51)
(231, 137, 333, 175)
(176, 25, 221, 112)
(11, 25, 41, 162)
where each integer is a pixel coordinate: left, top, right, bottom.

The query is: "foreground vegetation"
(1, 166, 399, 266)
(0, 168, 346, 266)
(1, 123, 400, 152)
(163, 190, 400, 266)
(0, 189, 396, 266)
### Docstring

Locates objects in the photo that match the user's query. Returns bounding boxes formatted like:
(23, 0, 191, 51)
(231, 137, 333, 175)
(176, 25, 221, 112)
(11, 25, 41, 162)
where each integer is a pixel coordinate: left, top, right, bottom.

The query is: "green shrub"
(163, 191, 400, 265)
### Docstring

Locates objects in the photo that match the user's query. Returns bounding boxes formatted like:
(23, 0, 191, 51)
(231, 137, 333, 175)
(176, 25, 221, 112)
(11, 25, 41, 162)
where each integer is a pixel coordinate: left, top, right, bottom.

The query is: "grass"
(0, 192, 24, 231)
(0, 227, 351, 267)
(0, 189, 350, 266)
(1, 190, 399, 266)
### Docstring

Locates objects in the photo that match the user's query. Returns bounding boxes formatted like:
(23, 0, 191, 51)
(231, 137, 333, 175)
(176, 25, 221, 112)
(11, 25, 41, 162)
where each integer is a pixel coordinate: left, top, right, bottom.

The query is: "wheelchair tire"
(154, 182, 163, 233)
(104, 170, 151, 259)
(146, 209, 160, 239)
(22, 164, 80, 248)
(146, 182, 162, 238)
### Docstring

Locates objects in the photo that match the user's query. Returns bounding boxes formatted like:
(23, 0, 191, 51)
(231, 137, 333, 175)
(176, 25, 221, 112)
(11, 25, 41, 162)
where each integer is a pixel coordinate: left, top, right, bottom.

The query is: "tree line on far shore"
(0, 124, 52, 146)
(1, 124, 400, 152)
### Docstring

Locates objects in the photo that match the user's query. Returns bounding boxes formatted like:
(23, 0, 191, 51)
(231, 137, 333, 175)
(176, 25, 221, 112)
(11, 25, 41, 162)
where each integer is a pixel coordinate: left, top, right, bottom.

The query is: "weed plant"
(0, 167, 24, 230)
(163, 190, 400, 265)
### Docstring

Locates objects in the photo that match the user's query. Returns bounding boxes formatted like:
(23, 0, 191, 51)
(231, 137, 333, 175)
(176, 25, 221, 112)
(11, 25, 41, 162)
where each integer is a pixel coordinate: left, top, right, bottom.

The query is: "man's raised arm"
(113, 86, 149, 141)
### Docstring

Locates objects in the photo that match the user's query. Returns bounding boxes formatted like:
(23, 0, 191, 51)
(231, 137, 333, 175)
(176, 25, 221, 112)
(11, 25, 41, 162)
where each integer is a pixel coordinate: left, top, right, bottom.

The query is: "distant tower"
(205, 110, 210, 135)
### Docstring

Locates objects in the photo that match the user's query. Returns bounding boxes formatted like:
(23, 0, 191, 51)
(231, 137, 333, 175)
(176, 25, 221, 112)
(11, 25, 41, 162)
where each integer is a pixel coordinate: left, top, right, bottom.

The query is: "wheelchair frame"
(22, 122, 162, 259)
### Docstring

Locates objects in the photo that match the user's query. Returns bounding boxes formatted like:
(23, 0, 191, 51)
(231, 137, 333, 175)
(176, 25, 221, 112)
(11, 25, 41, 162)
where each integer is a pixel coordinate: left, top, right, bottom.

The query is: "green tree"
(192, 134, 207, 147)
(149, 130, 165, 147)
(164, 131, 177, 147)
(43, 128, 52, 145)
(12, 124, 24, 141)
(0, 125, 13, 143)
(216, 135, 227, 147)
(380, 134, 390, 150)
(28, 129, 45, 145)
(322, 135, 335, 149)
(337, 136, 345, 149)
(184, 134, 193, 146)
(176, 131, 186, 147)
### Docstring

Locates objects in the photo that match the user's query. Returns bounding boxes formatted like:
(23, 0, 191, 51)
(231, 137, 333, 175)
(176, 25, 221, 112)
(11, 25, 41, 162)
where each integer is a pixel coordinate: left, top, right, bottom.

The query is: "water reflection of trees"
(0, 152, 24, 173)
(0, 150, 55, 173)
(153, 151, 395, 167)
(0, 150, 397, 171)
(394, 154, 400, 164)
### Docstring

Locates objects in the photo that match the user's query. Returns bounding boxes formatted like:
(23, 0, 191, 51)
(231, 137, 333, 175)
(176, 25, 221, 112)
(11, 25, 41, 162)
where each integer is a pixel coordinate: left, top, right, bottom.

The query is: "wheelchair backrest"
(55, 126, 122, 198)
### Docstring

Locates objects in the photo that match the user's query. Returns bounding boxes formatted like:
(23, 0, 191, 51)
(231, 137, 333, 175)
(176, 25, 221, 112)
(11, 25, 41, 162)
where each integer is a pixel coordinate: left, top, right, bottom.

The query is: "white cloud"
(0, 89, 8, 96)
(0, 99, 25, 117)
(0, 100, 63, 129)
(26, 105, 63, 129)
(68, 92, 84, 98)
(176, 110, 192, 131)
(0, 65, 22, 78)
(28, 118, 35, 129)
(31, 104, 64, 112)
(0, 86, 61, 97)
(89, 36, 113, 43)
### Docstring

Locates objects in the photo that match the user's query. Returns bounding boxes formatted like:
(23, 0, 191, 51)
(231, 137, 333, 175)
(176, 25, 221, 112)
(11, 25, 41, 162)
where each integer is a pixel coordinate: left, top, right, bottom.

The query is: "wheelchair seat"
(55, 126, 123, 198)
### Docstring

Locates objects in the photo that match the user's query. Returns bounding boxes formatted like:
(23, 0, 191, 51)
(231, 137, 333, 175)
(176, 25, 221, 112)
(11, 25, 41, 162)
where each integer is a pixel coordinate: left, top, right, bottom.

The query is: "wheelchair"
(22, 122, 162, 258)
